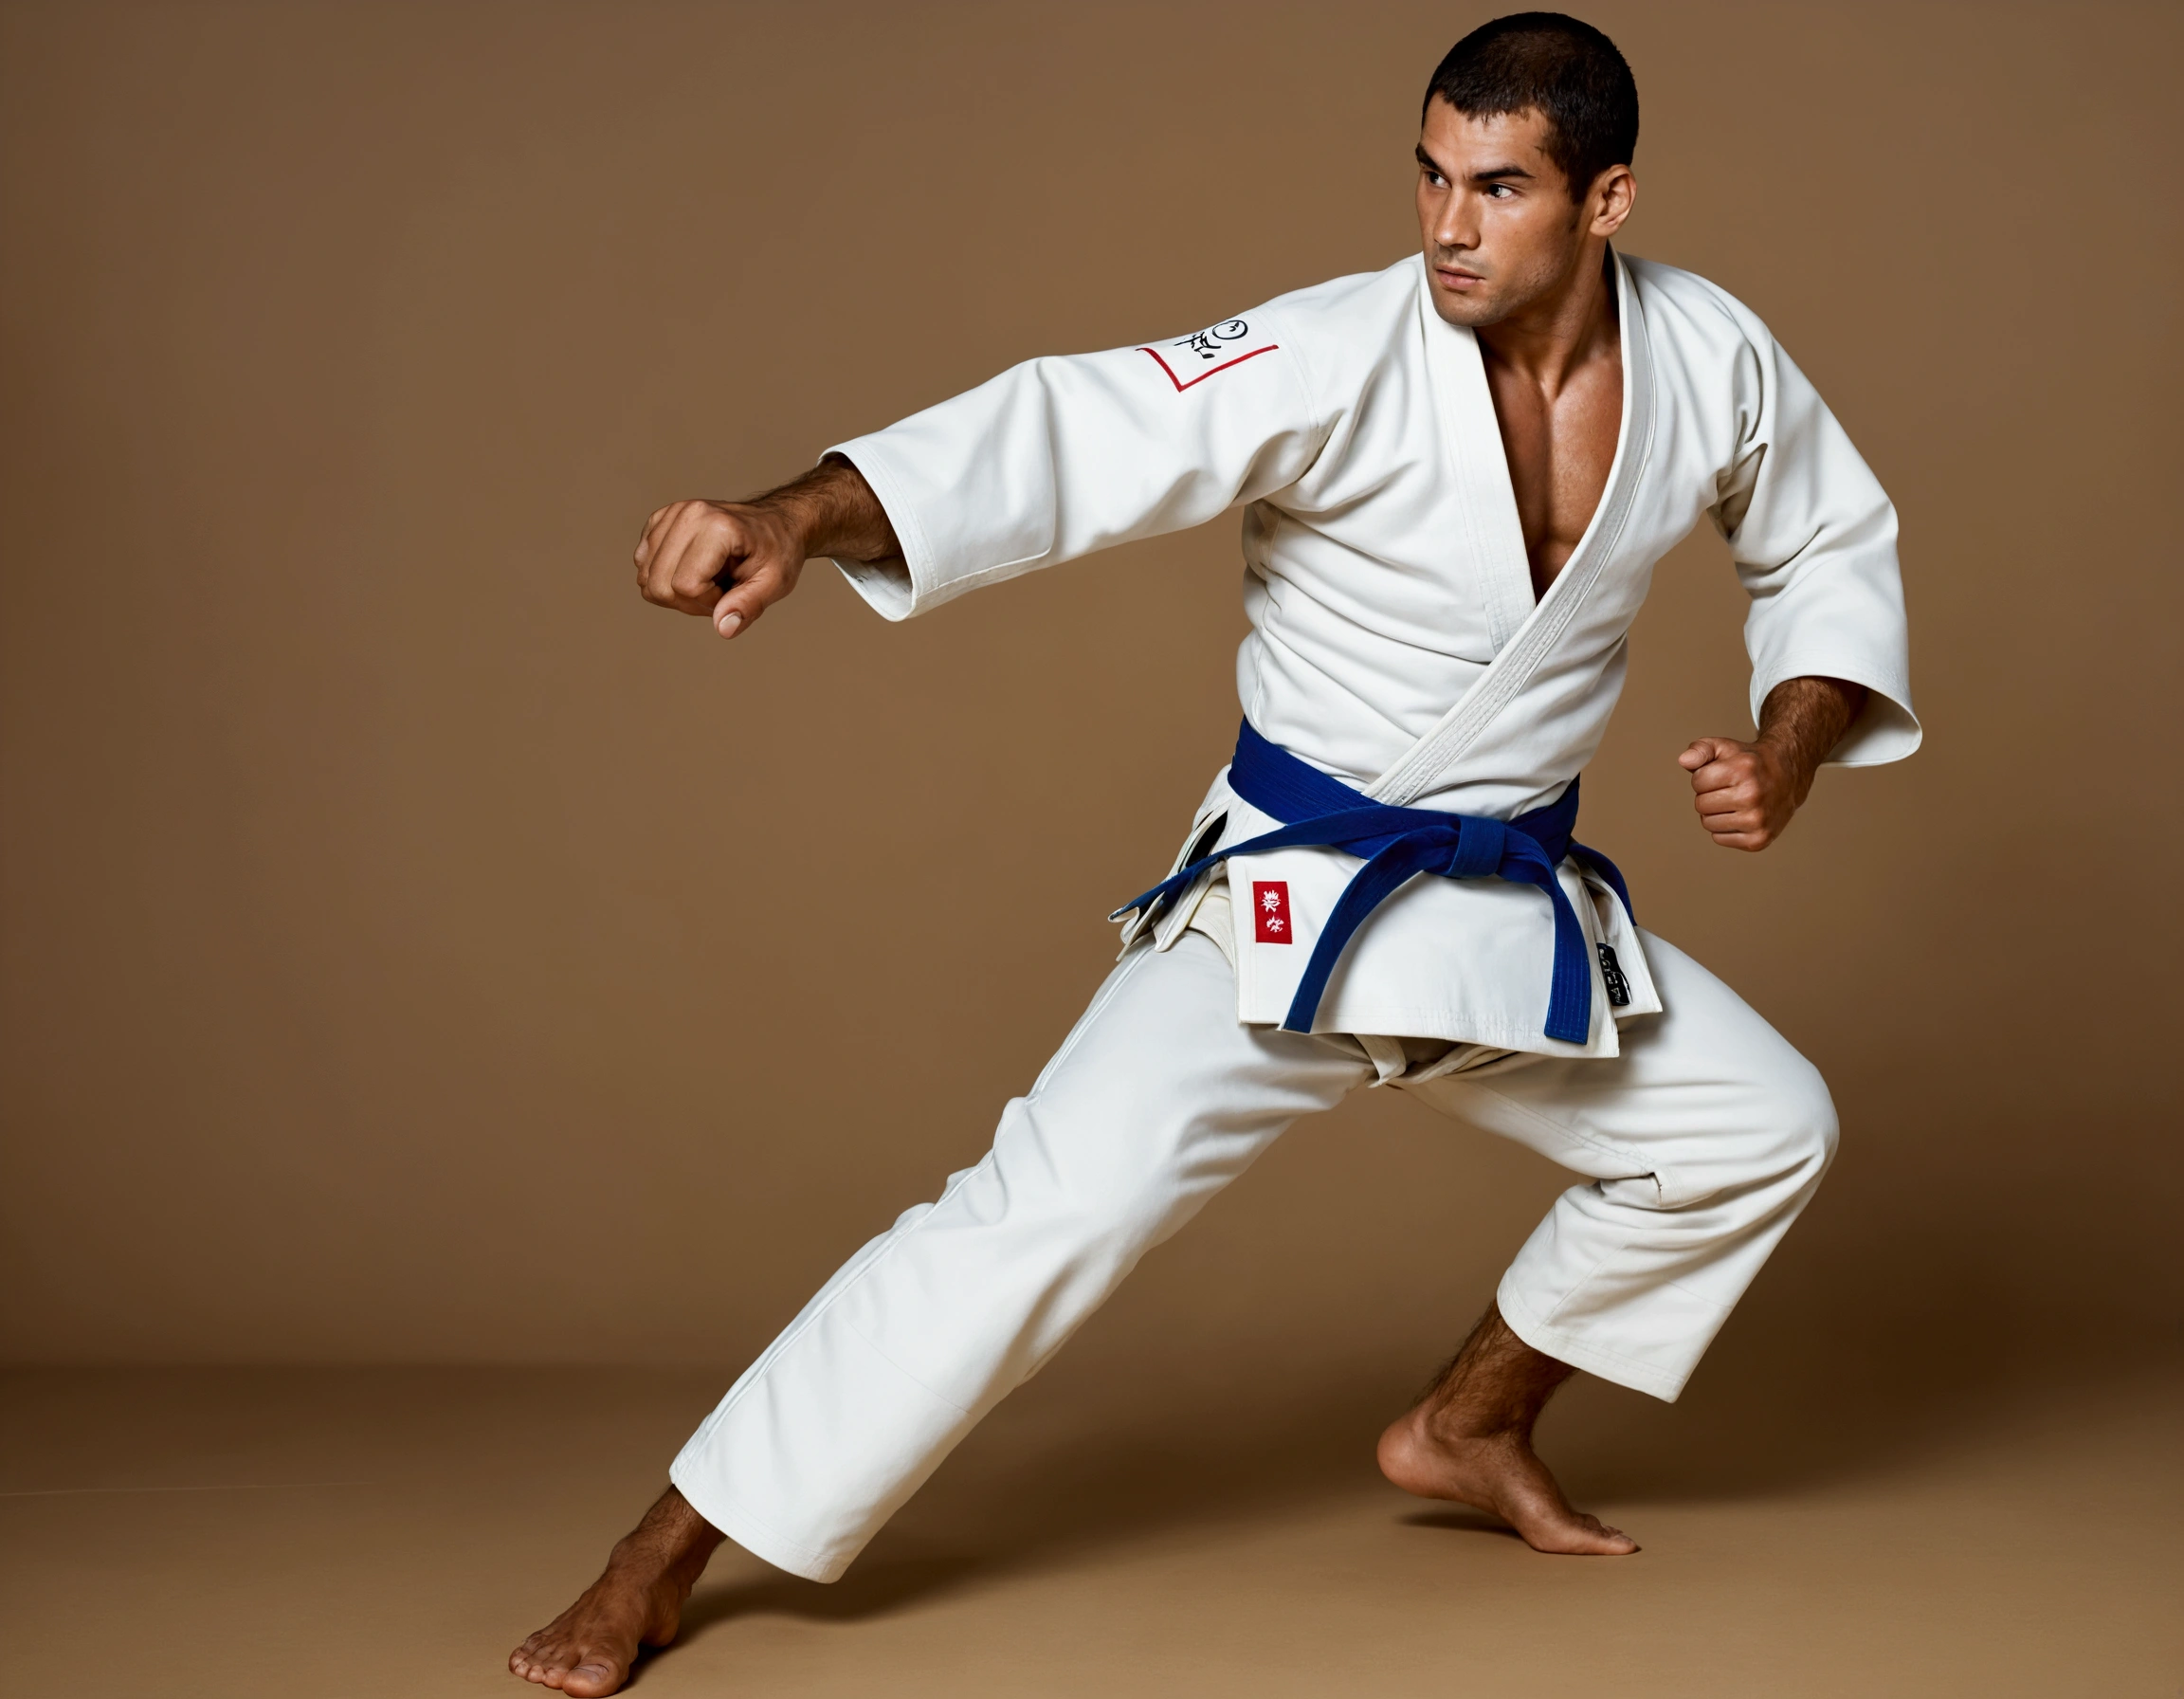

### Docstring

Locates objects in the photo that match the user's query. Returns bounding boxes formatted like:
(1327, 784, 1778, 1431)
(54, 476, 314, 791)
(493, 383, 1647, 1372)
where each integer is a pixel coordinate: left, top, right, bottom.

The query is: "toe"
(511, 1632, 554, 1674)
(562, 1658, 627, 1697)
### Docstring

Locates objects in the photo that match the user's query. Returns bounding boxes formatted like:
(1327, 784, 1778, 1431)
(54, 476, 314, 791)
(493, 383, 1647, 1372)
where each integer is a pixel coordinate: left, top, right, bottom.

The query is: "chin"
(1429, 287, 1503, 329)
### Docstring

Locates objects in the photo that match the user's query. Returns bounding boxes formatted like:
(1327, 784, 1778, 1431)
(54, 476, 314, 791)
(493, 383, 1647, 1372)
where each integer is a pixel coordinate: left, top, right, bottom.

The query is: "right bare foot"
(510, 1488, 723, 1695)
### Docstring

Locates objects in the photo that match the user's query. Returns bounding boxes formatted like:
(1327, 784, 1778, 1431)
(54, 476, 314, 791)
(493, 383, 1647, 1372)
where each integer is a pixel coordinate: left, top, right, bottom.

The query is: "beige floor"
(4, 1358, 2178, 1697)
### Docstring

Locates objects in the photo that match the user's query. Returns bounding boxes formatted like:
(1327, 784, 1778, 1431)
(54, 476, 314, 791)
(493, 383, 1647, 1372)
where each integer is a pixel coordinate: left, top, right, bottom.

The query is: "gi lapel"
(1368, 251, 1657, 807)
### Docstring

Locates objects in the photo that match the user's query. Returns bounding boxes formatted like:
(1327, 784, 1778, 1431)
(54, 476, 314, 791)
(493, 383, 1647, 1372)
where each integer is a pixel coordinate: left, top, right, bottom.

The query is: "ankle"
(614, 1490, 722, 1572)
(1417, 1400, 1533, 1449)
(609, 1526, 710, 1583)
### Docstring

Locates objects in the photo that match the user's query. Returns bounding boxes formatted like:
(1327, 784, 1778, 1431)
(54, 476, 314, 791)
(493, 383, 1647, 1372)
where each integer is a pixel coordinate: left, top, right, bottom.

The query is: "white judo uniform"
(670, 250, 1918, 1582)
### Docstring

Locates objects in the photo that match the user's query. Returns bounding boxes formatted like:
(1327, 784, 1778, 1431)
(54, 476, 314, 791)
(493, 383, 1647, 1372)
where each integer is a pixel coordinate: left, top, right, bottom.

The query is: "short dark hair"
(1423, 13, 1639, 200)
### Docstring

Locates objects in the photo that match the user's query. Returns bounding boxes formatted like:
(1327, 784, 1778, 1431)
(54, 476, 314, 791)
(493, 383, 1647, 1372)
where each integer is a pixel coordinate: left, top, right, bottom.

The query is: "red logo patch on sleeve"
(1251, 880, 1293, 944)
(1139, 318, 1281, 391)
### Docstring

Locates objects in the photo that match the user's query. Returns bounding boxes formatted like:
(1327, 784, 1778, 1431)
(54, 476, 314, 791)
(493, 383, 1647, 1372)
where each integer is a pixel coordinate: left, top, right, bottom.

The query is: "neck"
(1476, 241, 1618, 393)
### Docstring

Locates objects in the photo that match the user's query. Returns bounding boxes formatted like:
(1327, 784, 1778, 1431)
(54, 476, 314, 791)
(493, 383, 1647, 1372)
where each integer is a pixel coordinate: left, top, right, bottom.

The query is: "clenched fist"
(1679, 676, 1866, 852)
(1678, 736, 1809, 850)
(635, 499, 809, 638)
(631, 456, 901, 640)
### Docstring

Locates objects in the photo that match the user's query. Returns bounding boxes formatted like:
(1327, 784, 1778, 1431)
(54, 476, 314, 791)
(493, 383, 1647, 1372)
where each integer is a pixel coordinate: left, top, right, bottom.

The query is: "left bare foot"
(1377, 1405, 1638, 1554)
(509, 1488, 723, 1694)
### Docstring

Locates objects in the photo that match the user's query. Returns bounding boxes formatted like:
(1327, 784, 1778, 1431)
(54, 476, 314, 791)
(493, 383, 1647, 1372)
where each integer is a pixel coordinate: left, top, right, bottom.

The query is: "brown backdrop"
(2, 0, 2177, 1425)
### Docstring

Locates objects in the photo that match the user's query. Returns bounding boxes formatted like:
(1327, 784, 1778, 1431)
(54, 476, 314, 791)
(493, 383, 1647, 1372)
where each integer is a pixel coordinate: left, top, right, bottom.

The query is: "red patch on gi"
(1251, 881, 1293, 944)
(1138, 319, 1281, 391)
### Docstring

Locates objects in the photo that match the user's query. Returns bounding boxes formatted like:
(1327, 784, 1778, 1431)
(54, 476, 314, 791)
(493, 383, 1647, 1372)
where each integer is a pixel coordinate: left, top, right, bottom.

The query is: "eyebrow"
(1414, 144, 1536, 184)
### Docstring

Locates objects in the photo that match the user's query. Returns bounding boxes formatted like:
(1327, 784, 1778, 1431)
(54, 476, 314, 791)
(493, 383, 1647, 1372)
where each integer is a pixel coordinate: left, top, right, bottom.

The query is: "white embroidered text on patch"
(1250, 880, 1293, 944)
(1139, 317, 1280, 392)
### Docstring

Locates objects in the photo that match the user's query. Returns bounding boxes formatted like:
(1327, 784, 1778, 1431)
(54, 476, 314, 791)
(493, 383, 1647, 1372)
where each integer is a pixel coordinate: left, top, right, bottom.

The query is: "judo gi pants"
(669, 925, 1837, 1582)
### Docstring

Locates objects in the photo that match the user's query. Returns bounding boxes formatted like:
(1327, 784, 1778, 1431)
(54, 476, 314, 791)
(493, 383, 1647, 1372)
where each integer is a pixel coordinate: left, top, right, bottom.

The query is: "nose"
(1433, 194, 1478, 254)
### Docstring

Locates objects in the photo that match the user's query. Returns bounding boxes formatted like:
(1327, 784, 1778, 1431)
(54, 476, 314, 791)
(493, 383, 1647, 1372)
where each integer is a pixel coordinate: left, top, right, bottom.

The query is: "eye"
(1486, 183, 1515, 198)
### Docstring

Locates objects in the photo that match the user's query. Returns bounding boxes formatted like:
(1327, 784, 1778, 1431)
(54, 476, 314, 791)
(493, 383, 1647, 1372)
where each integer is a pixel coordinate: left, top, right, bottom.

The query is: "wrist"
(1753, 732, 1818, 805)
(743, 489, 822, 563)
(757, 458, 878, 562)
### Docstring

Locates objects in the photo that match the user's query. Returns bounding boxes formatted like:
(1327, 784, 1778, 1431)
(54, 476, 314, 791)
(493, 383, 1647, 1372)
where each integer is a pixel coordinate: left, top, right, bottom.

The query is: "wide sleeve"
(823, 312, 1326, 620)
(1709, 327, 1920, 765)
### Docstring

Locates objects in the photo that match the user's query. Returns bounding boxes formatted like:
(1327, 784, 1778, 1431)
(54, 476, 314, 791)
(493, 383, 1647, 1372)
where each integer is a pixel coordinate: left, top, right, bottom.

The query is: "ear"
(1590, 164, 1636, 238)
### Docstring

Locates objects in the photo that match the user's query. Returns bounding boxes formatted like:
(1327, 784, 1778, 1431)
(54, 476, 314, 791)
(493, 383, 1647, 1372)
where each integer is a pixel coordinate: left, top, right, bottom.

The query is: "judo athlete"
(514, 13, 1916, 1691)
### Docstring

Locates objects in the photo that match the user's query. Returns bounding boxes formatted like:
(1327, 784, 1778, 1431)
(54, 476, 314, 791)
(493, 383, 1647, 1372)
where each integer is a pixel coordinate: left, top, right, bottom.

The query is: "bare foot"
(1376, 1302, 1638, 1556)
(1377, 1405, 1638, 1554)
(510, 1488, 724, 1694)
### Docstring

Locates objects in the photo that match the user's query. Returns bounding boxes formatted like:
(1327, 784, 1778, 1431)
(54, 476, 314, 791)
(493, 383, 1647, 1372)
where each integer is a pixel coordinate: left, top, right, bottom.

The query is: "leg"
(511, 932, 1369, 1690)
(1381, 930, 1839, 1547)
(1376, 1304, 1636, 1554)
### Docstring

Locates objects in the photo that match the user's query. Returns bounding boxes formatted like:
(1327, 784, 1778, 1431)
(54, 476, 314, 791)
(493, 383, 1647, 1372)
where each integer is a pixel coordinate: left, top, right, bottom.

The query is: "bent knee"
(1760, 1054, 1839, 1189)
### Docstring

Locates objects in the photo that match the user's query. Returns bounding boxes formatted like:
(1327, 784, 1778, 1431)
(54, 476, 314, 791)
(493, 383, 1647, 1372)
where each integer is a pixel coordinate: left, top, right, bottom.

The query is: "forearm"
(753, 455, 901, 565)
(1756, 676, 1867, 802)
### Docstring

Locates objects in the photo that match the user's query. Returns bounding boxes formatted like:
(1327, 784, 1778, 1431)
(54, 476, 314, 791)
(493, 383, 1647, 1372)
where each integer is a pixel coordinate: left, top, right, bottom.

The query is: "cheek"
(1501, 214, 1577, 284)
(1501, 208, 1553, 256)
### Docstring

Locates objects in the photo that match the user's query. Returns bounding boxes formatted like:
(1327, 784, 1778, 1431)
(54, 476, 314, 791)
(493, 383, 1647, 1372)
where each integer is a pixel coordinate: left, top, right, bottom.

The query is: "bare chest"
(1483, 353, 1624, 599)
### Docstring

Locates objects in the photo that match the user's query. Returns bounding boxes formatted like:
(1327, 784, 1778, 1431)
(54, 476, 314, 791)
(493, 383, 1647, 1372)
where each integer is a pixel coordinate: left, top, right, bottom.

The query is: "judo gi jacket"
(828, 251, 1918, 1054)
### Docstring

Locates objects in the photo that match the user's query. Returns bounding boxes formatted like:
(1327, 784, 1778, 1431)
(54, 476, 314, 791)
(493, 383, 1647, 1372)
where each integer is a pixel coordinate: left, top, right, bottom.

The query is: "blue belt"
(1113, 720, 1631, 1042)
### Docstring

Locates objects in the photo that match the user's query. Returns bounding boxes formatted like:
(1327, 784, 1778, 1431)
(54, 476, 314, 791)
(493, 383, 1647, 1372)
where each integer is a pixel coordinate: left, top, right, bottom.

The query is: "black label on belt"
(1597, 942, 1631, 1007)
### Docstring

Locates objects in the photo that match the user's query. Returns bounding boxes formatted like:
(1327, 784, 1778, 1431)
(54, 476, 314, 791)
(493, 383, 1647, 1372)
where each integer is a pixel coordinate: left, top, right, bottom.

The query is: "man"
(513, 13, 1915, 1692)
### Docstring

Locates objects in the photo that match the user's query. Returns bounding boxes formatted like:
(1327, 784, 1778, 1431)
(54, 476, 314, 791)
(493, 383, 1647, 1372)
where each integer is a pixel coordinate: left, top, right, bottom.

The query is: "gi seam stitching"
(1370, 254, 1657, 807)
(1270, 306, 1328, 451)
(1027, 941, 1160, 1102)
(837, 441, 942, 614)
(1448, 1077, 1663, 1183)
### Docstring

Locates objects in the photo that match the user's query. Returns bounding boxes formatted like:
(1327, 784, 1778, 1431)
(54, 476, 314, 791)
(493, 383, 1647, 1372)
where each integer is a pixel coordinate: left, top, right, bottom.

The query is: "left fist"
(1677, 736, 1811, 852)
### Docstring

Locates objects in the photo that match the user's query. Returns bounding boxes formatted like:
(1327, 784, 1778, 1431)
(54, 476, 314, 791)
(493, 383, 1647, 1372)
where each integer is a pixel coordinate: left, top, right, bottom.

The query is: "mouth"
(1435, 265, 1486, 292)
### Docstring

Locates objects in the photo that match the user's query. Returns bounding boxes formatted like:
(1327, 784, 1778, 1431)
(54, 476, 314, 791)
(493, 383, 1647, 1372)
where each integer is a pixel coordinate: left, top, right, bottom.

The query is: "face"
(1415, 99, 1634, 327)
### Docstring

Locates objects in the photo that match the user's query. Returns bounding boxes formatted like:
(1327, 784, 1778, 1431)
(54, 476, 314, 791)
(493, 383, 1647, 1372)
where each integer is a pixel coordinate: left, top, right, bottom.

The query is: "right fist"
(633, 499, 807, 640)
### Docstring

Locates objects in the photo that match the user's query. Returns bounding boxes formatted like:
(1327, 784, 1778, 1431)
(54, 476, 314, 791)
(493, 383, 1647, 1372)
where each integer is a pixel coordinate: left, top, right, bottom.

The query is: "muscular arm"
(1678, 676, 1868, 851)
(633, 455, 901, 639)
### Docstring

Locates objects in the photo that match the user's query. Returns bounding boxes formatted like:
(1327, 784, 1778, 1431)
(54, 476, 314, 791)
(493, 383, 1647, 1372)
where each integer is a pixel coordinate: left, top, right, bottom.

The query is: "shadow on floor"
(667, 1312, 2132, 1650)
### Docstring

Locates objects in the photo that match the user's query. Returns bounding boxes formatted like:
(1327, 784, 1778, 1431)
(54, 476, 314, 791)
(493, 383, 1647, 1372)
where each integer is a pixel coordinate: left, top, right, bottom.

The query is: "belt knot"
(1112, 721, 1633, 1044)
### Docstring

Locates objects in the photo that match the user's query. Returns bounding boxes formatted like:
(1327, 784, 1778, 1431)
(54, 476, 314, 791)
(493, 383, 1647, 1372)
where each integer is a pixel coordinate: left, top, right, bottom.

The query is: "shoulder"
(1252, 255, 1422, 324)
(1233, 256, 1421, 405)
(1248, 257, 1421, 356)
(1625, 255, 1781, 361)
(1120, 258, 1418, 421)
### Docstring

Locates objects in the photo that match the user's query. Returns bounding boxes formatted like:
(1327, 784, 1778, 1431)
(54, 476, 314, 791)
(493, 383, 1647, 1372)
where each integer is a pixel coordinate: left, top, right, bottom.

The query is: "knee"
(1761, 1055, 1839, 1195)
(990, 1090, 1198, 1247)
